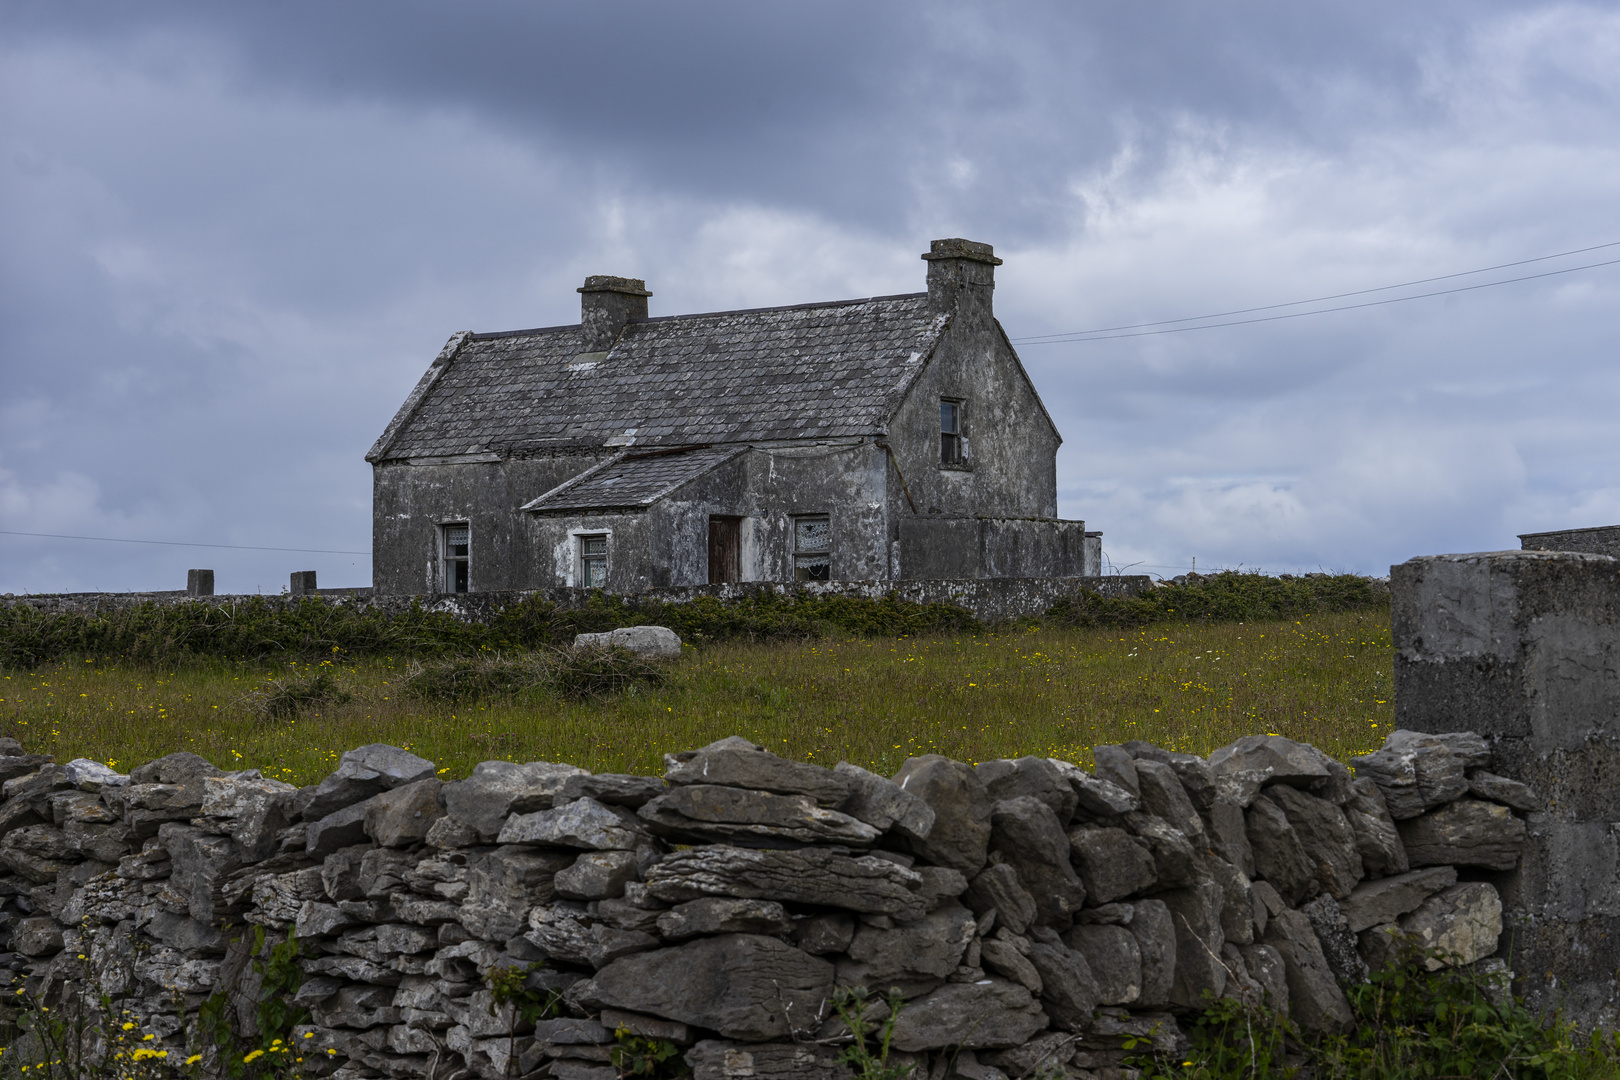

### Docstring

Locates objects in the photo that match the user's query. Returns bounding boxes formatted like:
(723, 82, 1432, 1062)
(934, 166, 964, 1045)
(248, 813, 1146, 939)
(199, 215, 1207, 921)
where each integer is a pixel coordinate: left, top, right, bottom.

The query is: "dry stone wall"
(0, 731, 1530, 1079)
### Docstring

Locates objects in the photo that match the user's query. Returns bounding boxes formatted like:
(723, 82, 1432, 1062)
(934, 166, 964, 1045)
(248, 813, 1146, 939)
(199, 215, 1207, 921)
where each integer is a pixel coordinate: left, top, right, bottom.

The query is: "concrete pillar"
(1393, 550, 1620, 1028)
(289, 570, 317, 596)
(186, 569, 214, 597)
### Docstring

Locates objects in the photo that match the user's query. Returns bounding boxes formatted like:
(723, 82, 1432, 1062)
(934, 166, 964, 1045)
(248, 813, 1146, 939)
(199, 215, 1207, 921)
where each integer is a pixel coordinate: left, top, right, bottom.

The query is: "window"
(793, 515, 830, 581)
(579, 534, 608, 588)
(940, 399, 964, 465)
(441, 524, 470, 593)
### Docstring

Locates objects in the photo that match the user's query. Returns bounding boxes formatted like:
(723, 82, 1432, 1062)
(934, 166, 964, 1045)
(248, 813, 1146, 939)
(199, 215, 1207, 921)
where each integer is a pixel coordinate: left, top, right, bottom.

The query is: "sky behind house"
(3, 1, 1620, 592)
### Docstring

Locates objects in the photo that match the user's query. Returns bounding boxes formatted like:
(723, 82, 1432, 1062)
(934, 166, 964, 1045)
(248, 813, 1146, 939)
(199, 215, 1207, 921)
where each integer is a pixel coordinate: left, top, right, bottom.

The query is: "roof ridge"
(465, 291, 928, 342)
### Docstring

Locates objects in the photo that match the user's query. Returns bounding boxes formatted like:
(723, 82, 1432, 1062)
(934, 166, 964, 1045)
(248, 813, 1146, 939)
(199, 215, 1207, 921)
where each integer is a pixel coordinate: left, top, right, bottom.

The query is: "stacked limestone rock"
(0, 728, 1534, 1080)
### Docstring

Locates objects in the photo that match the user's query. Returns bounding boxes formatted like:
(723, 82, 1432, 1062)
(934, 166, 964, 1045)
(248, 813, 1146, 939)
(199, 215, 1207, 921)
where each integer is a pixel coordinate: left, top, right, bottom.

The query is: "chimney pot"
(578, 275, 652, 354)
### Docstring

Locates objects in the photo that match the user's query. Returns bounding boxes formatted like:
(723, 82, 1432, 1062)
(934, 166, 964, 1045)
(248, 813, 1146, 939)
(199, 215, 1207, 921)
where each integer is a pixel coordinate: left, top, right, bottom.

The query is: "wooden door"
(708, 516, 740, 584)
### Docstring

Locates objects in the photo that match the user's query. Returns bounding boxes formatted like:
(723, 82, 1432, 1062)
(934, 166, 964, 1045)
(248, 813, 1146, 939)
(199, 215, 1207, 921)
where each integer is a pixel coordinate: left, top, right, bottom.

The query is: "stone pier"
(1393, 549, 1620, 1027)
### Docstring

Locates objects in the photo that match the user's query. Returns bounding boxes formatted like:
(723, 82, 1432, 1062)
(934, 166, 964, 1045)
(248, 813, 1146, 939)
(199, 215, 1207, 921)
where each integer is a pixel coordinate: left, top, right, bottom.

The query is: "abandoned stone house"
(366, 238, 1099, 595)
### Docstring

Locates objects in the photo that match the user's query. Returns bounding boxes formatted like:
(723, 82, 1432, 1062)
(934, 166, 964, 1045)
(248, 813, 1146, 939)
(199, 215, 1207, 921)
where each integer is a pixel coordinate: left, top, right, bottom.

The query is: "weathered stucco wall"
(1392, 550, 1620, 1028)
(1520, 525, 1620, 560)
(898, 517, 1093, 579)
(372, 455, 611, 595)
(885, 311, 1060, 521)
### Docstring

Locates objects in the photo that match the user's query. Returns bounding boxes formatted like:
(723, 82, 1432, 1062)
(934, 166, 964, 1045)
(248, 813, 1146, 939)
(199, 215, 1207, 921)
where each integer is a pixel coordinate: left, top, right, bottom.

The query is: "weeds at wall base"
(1136, 945, 1620, 1080)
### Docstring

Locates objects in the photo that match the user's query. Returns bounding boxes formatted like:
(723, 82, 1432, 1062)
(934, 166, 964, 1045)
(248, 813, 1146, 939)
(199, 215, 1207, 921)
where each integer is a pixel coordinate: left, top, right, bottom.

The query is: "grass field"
(0, 608, 1393, 786)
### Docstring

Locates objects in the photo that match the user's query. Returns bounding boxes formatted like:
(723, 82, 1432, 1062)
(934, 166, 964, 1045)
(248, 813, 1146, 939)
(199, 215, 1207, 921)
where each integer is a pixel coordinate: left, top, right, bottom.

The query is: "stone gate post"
(1393, 549, 1620, 1027)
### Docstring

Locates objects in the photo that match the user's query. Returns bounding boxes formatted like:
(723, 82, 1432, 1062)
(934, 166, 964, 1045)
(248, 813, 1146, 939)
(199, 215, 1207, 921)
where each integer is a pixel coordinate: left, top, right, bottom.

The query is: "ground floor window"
(793, 515, 830, 581)
(441, 523, 470, 593)
(579, 533, 609, 588)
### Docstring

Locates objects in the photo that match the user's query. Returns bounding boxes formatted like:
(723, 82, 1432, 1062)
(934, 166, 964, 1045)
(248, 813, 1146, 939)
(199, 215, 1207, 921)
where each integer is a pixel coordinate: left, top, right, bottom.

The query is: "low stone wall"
(8, 576, 1153, 623)
(0, 729, 1529, 1079)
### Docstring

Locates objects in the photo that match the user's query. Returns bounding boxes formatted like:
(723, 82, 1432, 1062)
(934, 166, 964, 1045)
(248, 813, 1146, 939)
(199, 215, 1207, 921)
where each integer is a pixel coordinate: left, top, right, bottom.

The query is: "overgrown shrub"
(241, 664, 352, 721)
(0, 573, 1387, 668)
(400, 646, 665, 703)
(1046, 571, 1388, 631)
(400, 653, 553, 704)
(0, 591, 980, 667)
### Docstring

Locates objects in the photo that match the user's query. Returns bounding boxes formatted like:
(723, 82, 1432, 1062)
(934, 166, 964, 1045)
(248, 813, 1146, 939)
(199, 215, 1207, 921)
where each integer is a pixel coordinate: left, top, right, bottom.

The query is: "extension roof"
(521, 445, 747, 513)
(367, 293, 952, 463)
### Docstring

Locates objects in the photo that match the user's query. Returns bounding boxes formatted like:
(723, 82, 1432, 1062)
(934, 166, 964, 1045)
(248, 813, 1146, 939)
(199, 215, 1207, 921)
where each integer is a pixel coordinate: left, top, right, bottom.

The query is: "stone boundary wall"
(6, 576, 1154, 623)
(0, 729, 1532, 1079)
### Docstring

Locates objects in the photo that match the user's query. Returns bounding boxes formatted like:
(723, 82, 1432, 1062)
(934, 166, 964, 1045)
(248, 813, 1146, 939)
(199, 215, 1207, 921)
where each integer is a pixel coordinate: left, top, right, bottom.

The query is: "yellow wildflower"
(186, 1054, 203, 1065)
(242, 1049, 264, 1064)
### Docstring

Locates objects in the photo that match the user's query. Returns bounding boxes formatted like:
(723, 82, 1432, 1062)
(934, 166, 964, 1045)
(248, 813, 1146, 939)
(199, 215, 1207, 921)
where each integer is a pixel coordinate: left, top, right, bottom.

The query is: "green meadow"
(0, 609, 1392, 785)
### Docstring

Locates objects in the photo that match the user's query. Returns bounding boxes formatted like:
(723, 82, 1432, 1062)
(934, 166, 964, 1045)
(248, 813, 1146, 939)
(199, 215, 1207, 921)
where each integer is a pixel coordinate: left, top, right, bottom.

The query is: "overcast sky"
(4, 1, 1619, 593)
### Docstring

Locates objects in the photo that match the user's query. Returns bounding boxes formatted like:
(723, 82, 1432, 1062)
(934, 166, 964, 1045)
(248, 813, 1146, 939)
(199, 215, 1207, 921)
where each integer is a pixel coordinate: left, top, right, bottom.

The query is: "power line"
(0, 530, 369, 556)
(1014, 240, 1620, 345)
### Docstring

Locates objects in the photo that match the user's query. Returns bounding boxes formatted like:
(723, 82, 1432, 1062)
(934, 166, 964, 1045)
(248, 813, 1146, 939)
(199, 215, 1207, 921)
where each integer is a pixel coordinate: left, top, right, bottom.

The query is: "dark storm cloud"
(2, 1, 1619, 591)
(1, 1, 1515, 238)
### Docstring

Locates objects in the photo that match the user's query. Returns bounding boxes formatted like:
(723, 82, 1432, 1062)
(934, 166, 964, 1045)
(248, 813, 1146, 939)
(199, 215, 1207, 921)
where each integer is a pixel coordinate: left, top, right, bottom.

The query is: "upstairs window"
(579, 534, 609, 588)
(940, 399, 964, 465)
(793, 515, 830, 581)
(441, 524, 470, 593)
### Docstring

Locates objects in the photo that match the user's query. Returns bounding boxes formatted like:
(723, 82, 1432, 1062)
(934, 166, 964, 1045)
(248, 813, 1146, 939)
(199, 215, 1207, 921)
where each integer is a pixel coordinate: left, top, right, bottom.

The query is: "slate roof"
(369, 293, 949, 461)
(521, 445, 747, 513)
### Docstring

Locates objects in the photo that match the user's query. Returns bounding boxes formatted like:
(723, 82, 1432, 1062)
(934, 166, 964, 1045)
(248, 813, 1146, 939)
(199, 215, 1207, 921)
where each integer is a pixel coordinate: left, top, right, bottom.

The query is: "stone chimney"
(922, 238, 1002, 327)
(578, 275, 652, 354)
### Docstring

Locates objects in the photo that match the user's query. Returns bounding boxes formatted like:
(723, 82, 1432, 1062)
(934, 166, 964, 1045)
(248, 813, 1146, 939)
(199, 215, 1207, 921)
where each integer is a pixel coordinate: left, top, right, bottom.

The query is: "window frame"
(940, 397, 966, 467)
(792, 514, 831, 582)
(578, 532, 610, 589)
(440, 522, 471, 594)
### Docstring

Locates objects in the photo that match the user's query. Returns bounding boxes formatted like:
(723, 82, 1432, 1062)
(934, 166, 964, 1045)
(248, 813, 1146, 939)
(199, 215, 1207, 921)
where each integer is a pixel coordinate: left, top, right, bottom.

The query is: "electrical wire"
(0, 530, 369, 556)
(1014, 241, 1620, 345)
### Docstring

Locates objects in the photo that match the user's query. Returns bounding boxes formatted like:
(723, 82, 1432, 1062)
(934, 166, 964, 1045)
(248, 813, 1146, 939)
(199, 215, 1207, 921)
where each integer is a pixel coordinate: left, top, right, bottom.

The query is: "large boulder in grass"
(573, 625, 683, 658)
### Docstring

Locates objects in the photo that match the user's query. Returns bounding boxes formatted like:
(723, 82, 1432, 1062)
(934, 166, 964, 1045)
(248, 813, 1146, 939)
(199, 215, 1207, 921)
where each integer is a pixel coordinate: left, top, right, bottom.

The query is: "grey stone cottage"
(366, 238, 1099, 595)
